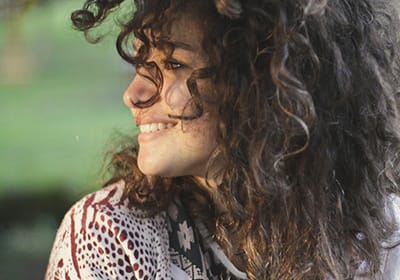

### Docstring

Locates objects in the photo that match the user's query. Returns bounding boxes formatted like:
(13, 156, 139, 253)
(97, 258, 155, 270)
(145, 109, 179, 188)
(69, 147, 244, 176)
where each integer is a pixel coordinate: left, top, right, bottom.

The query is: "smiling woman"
(123, 12, 219, 178)
(45, 0, 400, 279)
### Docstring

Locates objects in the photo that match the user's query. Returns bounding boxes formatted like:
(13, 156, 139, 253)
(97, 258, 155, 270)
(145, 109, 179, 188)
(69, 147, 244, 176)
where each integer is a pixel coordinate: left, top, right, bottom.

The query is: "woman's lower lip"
(137, 128, 172, 143)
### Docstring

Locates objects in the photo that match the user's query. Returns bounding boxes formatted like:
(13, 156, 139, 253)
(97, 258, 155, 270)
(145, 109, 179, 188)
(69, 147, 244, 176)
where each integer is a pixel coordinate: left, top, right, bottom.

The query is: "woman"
(46, 0, 400, 279)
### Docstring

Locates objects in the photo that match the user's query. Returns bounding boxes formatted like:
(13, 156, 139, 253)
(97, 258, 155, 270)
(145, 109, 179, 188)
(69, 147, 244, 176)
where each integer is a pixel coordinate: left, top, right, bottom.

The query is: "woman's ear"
(214, 0, 242, 19)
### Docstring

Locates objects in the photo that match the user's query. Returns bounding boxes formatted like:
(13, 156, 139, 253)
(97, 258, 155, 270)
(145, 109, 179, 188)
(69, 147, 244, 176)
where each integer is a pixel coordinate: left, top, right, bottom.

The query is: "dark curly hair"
(71, 0, 400, 278)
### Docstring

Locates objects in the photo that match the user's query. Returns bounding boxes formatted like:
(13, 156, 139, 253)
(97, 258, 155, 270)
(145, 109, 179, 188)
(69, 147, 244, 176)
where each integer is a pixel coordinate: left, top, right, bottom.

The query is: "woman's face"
(123, 14, 218, 178)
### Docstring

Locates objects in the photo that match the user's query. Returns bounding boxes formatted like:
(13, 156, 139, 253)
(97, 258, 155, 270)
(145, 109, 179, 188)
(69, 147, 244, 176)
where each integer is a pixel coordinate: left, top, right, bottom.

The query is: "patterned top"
(45, 182, 400, 279)
(45, 182, 247, 279)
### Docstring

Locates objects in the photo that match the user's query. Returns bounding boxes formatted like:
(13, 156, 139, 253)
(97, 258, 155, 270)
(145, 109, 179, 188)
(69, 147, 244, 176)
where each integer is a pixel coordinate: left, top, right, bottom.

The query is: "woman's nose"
(123, 73, 158, 109)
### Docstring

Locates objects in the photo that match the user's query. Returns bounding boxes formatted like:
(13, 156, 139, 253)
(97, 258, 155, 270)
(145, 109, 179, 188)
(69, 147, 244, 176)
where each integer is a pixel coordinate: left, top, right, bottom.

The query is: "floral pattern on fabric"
(167, 198, 243, 280)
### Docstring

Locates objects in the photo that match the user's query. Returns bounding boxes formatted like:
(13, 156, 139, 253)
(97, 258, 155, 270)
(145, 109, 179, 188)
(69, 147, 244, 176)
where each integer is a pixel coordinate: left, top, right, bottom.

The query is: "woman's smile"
(138, 122, 176, 133)
(137, 121, 177, 143)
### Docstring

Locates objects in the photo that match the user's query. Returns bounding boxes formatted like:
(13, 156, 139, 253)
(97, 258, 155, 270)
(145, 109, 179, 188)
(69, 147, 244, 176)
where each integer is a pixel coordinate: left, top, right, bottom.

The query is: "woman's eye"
(165, 61, 184, 70)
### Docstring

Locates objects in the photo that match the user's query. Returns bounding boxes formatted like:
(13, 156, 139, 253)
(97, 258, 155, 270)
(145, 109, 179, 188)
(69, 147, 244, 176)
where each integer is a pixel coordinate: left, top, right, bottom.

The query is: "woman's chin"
(138, 159, 172, 178)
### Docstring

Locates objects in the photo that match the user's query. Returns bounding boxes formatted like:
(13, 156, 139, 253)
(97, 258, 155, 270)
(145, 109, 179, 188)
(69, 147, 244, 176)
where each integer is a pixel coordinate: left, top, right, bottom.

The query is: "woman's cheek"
(165, 81, 194, 113)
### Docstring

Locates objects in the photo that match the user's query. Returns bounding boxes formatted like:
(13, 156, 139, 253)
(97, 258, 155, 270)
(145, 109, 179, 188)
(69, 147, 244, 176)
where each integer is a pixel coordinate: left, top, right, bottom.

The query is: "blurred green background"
(0, 1, 134, 279)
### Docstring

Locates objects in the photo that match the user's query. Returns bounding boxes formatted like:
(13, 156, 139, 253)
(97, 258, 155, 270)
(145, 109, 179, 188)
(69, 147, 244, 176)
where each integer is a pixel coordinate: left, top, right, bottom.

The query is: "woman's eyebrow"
(169, 40, 196, 52)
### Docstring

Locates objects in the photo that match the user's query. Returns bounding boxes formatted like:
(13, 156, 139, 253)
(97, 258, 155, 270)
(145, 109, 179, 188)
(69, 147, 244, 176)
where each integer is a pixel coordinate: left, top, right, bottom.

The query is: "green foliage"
(0, 1, 138, 279)
(0, 1, 137, 279)
(0, 0, 135, 195)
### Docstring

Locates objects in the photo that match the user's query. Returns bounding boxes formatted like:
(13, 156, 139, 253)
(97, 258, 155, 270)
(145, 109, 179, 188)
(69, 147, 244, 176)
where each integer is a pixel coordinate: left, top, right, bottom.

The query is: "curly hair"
(71, 0, 400, 278)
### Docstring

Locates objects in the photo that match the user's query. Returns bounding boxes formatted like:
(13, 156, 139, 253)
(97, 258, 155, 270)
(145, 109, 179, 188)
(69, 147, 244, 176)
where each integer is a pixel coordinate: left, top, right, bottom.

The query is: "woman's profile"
(46, 0, 400, 279)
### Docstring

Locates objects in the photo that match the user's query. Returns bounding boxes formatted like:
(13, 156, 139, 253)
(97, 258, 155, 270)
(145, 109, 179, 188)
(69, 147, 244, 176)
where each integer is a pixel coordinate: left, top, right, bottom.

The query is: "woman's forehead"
(137, 15, 205, 52)
(168, 16, 204, 48)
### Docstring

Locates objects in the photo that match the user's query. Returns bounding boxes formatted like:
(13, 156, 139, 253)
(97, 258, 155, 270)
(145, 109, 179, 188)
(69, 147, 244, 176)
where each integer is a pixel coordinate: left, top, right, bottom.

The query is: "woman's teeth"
(139, 123, 175, 133)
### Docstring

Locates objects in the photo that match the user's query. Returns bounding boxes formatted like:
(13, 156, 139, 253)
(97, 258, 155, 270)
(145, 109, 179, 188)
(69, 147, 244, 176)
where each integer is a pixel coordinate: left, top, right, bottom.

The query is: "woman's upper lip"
(134, 116, 178, 126)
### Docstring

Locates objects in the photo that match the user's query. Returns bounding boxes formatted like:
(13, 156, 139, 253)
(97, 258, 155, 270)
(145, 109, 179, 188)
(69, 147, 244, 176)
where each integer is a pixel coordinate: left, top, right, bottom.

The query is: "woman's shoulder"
(384, 194, 400, 243)
(69, 181, 156, 219)
(59, 182, 168, 241)
(45, 181, 171, 280)
(379, 194, 400, 280)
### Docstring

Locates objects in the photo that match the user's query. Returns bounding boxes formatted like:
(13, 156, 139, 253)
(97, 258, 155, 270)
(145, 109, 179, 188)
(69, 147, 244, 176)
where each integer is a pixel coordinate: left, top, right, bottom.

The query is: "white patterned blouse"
(45, 182, 247, 279)
(45, 182, 400, 279)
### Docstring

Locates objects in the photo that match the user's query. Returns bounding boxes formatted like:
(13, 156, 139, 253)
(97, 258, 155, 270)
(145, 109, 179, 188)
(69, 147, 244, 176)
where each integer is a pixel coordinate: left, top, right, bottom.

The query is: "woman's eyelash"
(164, 60, 184, 70)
